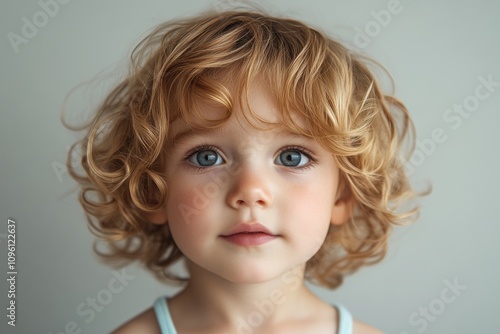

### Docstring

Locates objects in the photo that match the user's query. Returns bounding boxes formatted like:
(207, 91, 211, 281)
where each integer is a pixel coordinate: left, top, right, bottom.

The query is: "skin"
(112, 79, 382, 334)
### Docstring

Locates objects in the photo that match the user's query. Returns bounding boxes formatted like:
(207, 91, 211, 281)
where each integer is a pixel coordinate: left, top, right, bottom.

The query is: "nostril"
(233, 198, 267, 207)
(227, 183, 272, 209)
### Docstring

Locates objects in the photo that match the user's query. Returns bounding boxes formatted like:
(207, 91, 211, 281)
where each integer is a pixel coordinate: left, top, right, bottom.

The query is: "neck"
(168, 260, 321, 330)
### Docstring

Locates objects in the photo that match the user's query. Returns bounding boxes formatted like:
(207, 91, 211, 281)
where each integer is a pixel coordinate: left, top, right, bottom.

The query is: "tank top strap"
(334, 303, 353, 334)
(153, 297, 177, 334)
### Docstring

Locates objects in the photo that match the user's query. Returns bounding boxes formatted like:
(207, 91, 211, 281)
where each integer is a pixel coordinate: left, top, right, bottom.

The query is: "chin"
(216, 263, 283, 285)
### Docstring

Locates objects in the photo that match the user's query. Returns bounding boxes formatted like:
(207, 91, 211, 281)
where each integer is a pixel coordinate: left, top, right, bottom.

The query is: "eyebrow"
(171, 127, 225, 147)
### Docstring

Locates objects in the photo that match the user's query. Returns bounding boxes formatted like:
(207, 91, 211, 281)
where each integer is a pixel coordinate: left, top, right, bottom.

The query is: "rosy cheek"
(168, 187, 202, 226)
(286, 179, 331, 210)
(167, 176, 218, 234)
(284, 182, 333, 231)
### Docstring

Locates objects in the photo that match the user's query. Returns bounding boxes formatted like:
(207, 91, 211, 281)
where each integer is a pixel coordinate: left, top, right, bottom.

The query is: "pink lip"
(220, 223, 278, 246)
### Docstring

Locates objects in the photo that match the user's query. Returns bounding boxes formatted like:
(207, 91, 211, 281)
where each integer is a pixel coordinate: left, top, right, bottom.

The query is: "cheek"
(284, 173, 336, 218)
(165, 189, 204, 258)
(282, 174, 337, 251)
(165, 175, 220, 248)
(289, 189, 332, 228)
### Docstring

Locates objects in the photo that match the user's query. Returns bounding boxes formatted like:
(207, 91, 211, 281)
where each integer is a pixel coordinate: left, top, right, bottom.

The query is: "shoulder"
(111, 307, 161, 334)
(353, 320, 384, 334)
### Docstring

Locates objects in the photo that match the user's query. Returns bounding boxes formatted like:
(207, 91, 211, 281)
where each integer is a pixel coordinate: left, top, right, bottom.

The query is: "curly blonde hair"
(67, 9, 420, 289)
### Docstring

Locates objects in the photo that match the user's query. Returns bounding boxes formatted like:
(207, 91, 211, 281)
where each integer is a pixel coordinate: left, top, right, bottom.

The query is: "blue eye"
(187, 148, 224, 167)
(275, 149, 310, 167)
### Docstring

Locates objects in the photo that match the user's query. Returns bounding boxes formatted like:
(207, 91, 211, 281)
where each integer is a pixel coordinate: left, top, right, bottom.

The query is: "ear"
(330, 184, 355, 226)
(147, 207, 168, 225)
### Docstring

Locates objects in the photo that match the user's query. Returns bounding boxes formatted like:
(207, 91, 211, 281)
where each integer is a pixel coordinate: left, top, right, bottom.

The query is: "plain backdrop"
(1, 0, 499, 333)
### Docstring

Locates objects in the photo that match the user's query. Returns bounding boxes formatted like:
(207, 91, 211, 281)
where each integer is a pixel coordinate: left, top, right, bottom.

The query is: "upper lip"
(221, 222, 276, 236)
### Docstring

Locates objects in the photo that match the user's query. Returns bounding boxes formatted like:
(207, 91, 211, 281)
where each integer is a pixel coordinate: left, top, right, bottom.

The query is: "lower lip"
(221, 233, 278, 246)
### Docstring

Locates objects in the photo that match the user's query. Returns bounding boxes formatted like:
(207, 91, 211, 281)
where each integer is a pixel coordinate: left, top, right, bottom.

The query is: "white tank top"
(153, 296, 353, 334)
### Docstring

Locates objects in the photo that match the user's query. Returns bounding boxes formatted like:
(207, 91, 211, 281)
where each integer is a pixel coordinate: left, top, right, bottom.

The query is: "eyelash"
(277, 145, 317, 170)
(182, 144, 223, 171)
(182, 145, 317, 171)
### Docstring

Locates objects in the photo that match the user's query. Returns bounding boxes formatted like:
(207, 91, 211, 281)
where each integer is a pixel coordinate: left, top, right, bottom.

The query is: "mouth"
(220, 222, 278, 246)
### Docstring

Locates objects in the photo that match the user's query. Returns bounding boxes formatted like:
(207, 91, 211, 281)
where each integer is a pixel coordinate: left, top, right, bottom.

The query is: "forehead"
(169, 76, 308, 137)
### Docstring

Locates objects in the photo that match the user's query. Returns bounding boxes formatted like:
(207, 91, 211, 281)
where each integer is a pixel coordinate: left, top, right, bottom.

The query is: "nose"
(226, 166, 272, 209)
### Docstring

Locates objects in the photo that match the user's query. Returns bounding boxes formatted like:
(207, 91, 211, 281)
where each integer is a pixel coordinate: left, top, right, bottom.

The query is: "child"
(67, 7, 419, 334)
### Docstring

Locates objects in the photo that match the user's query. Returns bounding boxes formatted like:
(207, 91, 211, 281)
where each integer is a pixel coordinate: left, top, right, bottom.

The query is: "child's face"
(155, 79, 350, 284)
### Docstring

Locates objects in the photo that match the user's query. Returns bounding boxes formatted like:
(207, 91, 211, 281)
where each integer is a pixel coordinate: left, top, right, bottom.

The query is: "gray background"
(1, 0, 499, 333)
